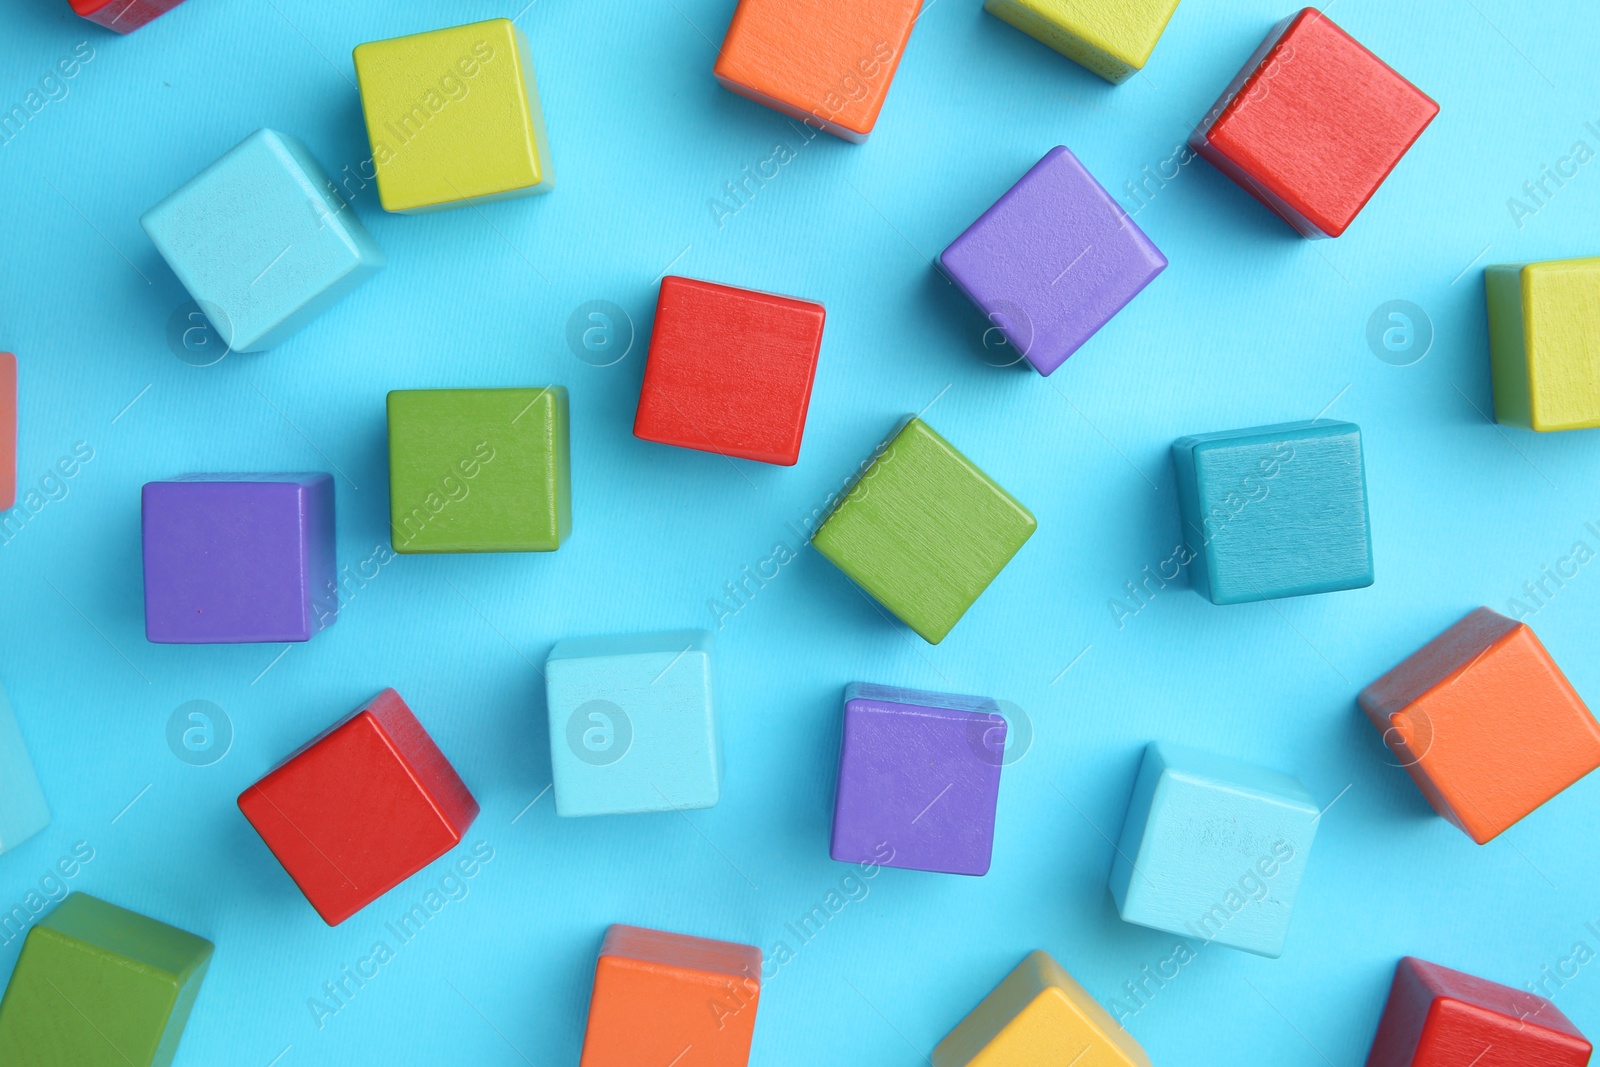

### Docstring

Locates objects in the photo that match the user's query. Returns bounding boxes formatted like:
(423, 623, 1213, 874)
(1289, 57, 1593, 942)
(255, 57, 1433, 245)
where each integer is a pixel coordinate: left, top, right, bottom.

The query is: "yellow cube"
(933, 951, 1152, 1067)
(353, 18, 553, 213)
(983, 0, 1181, 84)
(1487, 257, 1600, 431)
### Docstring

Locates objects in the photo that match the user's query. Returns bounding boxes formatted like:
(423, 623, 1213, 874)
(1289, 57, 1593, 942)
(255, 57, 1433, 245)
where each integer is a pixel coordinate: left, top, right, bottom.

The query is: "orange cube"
(579, 924, 762, 1067)
(1359, 607, 1600, 843)
(713, 0, 922, 143)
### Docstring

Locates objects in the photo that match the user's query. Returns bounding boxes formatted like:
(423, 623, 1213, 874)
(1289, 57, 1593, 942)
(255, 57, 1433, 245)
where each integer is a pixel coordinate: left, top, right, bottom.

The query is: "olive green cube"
(387, 387, 572, 553)
(812, 417, 1036, 644)
(0, 893, 213, 1067)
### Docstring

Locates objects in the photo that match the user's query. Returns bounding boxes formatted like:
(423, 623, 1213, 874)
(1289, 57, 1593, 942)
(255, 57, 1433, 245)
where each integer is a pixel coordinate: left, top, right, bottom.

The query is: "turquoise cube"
(1110, 742, 1319, 958)
(544, 631, 720, 817)
(1172, 419, 1373, 605)
(0, 682, 49, 857)
(141, 129, 385, 353)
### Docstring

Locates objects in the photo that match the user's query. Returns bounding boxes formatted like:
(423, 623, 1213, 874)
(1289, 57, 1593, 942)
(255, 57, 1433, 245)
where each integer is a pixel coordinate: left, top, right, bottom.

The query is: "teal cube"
(0, 682, 49, 857)
(1110, 742, 1319, 958)
(544, 631, 720, 817)
(1172, 419, 1373, 605)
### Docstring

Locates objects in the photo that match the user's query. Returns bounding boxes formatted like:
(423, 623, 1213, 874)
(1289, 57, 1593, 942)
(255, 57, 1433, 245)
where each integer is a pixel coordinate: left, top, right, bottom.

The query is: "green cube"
(0, 893, 213, 1067)
(387, 387, 572, 553)
(812, 417, 1036, 644)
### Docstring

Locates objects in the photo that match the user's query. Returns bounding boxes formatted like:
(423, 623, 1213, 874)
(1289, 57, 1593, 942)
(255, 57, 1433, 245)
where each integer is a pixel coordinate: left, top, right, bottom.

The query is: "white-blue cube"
(0, 682, 50, 857)
(544, 631, 720, 817)
(141, 129, 385, 353)
(1109, 742, 1318, 958)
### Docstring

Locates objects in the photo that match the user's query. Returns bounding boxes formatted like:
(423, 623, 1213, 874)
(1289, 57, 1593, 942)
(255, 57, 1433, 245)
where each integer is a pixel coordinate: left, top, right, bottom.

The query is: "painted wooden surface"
(982, 0, 1181, 83)
(545, 631, 720, 817)
(633, 276, 825, 466)
(1486, 257, 1600, 431)
(1365, 956, 1592, 1067)
(386, 387, 570, 553)
(933, 950, 1152, 1067)
(237, 688, 479, 926)
(939, 146, 1166, 377)
(1173, 419, 1373, 605)
(353, 19, 553, 213)
(811, 417, 1035, 644)
(0, 681, 49, 859)
(141, 473, 337, 644)
(140, 129, 385, 352)
(1189, 9, 1438, 238)
(712, 0, 921, 143)
(0, 353, 13, 510)
(68, 0, 186, 33)
(1358, 607, 1600, 845)
(0, 893, 213, 1067)
(1110, 742, 1319, 958)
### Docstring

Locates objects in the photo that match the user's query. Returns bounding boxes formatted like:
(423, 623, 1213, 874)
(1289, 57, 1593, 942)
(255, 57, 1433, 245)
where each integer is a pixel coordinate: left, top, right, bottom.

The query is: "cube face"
(237, 689, 479, 925)
(982, 0, 1181, 83)
(581, 925, 762, 1067)
(633, 277, 826, 466)
(545, 632, 720, 817)
(1110, 743, 1318, 958)
(831, 684, 1005, 876)
(713, 0, 920, 142)
(940, 146, 1166, 376)
(1190, 10, 1438, 238)
(387, 387, 571, 553)
(140, 129, 385, 352)
(141, 474, 337, 644)
(0, 894, 213, 1067)
(1487, 259, 1600, 431)
(69, 0, 186, 33)
(1173, 420, 1373, 604)
(354, 19, 553, 213)
(812, 418, 1036, 644)
(0, 353, 13, 509)
(0, 682, 49, 858)
(1359, 608, 1600, 844)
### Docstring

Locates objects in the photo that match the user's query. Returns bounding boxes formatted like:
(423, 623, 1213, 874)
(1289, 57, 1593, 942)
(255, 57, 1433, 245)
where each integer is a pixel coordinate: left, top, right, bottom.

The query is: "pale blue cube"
(0, 682, 50, 857)
(544, 631, 720, 817)
(1109, 742, 1318, 958)
(141, 129, 385, 353)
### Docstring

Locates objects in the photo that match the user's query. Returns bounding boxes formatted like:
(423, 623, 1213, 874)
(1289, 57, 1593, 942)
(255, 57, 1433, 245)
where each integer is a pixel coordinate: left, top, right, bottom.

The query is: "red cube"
(1190, 9, 1438, 238)
(238, 689, 478, 926)
(0, 354, 13, 510)
(1366, 957, 1592, 1067)
(69, 0, 187, 33)
(633, 276, 825, 466)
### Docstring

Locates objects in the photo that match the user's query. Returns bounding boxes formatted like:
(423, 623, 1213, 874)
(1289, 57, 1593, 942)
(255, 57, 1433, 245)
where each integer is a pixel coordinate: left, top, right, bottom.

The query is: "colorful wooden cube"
(580, 924, 762, 1067)
(831, 683, 1005, 876)
(1487, 257, 1600, 431)
(141, 473, 336, 644)
(386, 387, 570, 553)
(983, 0, 1181, 83)
(0, 893, 212, 1067)
(933, 950, 1152, 1067)
(237, 688, 479, 925)
(1110, 742, 1318, 958)
(354, 19, 554, 212)
(1366, 956, 1592, 1067)
(633, 276, 825, 466)
(1359, 607, 1600, 844)
(1173, 419, 1373, 605)
(939, 146, 1166, 376)
(713, 0, 921, 143)
(0, 353, 13, 509)
(0, 681, 49, 858)
(141, 129, 385, 352)
(812, 417, 1035, 644)
(545, 632, 719, 817)
(69, 0, 185, 33)
(1189, 9, 1438, 238)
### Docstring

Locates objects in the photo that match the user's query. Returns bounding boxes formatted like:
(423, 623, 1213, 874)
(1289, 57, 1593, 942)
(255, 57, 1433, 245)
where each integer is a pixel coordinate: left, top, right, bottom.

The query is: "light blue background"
(2, 0, 1599, 1064)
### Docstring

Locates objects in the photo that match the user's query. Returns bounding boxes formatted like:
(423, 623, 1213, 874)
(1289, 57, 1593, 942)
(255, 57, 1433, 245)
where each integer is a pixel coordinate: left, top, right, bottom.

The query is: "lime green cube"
(813, 417, 1036, 644)
(0, 893, 213, 1067)
(387, 387, 571, 553)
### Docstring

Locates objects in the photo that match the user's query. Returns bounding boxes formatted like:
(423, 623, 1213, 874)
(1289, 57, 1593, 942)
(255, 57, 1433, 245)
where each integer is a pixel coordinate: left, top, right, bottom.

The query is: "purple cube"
(830, 683, 1006, 876)
(939, 146, 1167, 376)
(142, 474, 337, 644)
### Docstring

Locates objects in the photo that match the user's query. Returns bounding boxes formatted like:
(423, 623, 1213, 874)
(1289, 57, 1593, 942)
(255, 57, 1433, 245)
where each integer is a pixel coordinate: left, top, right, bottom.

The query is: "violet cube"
(830, 683, 1007, 876)
(939, 146, 1167, 376)
(142, 474, 337, 644)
